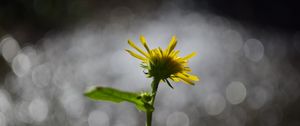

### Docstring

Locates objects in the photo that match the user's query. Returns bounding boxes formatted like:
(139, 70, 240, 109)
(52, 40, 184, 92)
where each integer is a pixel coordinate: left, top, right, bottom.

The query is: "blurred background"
(0, 0, 300, 126)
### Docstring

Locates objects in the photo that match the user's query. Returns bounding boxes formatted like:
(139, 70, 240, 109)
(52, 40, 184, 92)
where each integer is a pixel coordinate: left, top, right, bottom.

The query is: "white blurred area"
(12, 53, 31, 77)
(243, 39, 264, 62)
(0, 5, 298, 126)
(226, 81, 247, 105)
(28, 97, 48, 122)
(88, 110, 109, 126)
(166, 112, 189, 126)
(204, 93, 226, 116)
(0, 36, 20, 63)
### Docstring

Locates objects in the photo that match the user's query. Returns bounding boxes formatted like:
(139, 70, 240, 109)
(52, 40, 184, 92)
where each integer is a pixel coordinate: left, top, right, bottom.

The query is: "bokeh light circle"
(226, 81, 247, 105)
(204, 93, 226, 116)
(28, 97, 48, 122)
(244, 39, 264, 62)
(12, 53, 31, 77)
(0, 36, 20, 62)
(166, 111, 189, 126)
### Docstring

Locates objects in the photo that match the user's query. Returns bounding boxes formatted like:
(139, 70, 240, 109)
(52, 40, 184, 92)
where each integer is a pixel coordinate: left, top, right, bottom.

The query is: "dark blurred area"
(1, 0, 300, 42)
(196, 0, 300, 32)
(0, 0, 162, 83)
(0, 0, 162, 43)
(1, 0, 300, 125)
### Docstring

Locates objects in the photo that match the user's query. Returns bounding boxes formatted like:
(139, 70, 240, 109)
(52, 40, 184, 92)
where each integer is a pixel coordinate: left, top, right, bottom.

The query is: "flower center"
(148, 56, 183, 79)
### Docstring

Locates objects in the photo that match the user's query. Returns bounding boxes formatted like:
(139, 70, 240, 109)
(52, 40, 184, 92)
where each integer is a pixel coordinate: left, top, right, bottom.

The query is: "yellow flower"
(126, 35, 199, 85)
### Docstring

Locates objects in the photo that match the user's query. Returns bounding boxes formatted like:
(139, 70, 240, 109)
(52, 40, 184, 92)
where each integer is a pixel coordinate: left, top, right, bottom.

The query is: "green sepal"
(165, 79, 174, 89)
(84, 86, 153, 112)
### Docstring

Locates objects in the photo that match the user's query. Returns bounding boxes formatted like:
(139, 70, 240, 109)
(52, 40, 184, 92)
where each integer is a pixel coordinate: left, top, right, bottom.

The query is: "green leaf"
(84, 86, 153, 112)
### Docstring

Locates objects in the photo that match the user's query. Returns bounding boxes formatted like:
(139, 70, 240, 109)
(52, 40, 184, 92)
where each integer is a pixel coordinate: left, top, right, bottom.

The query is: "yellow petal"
(166, 36, 177, 54)
(149, 49, 156, 57)
(140, 35, 151, 53)
(176, 73, 195, 85)
(170, 76, 180, 82)
(154, 48, 162, 58)
(128, 40, 149, 57)
(125, 49, 146, 61)
(158, 47, 164, 56)
(183, 67, 192, 72)
(182, 52, 196, 60)
(181, 72, 199, 81)
(169, 50, 180, 57)
(187, 74, 200, 81)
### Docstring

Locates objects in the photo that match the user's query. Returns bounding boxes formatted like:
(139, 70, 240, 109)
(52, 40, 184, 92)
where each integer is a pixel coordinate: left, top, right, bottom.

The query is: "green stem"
(146, 111, 152, 126)
(146, 78, 160, 126)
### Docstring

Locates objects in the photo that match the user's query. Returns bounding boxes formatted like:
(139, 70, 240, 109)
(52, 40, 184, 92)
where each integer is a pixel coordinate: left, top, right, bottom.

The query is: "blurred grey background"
(0, 0, 300, 126)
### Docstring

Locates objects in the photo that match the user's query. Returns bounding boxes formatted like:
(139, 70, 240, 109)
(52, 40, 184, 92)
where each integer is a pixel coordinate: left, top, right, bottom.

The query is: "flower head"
(126, 35, 199, 85)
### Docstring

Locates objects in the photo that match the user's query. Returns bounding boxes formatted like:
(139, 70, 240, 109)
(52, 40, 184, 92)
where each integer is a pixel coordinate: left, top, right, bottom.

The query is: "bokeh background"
(1, 0, 300, 126)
